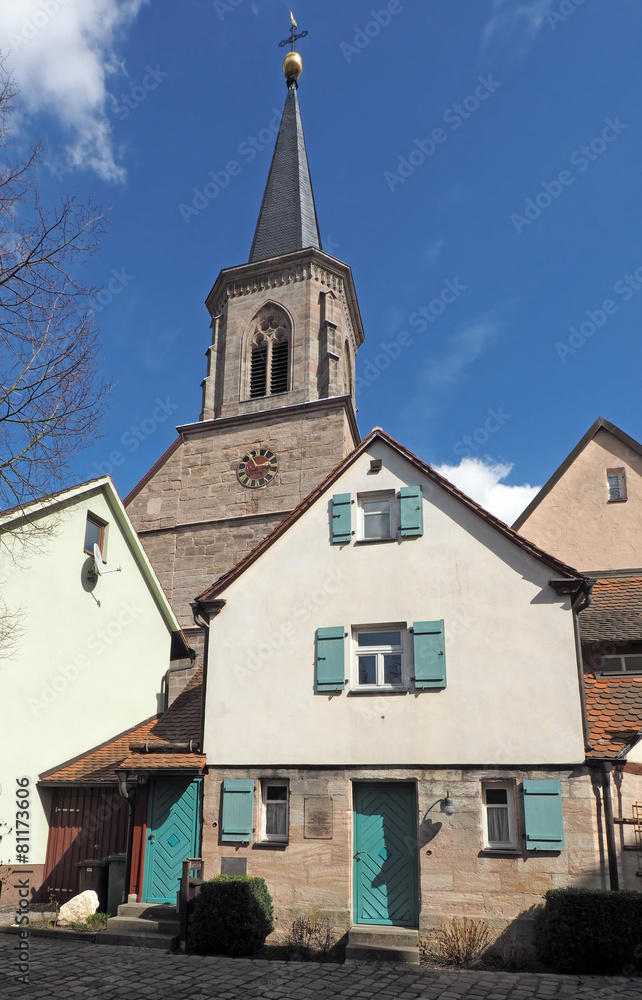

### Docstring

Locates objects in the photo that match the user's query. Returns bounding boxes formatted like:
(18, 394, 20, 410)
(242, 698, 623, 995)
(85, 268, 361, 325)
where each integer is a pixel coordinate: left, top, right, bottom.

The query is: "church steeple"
(248, 19, 321, 263)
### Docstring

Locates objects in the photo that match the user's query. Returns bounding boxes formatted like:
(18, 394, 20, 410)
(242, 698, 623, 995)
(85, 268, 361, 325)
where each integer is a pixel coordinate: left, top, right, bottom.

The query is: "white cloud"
(0, 0, 148, 181)
(481, 0, 555, 62)
(434, 457, 540, 525)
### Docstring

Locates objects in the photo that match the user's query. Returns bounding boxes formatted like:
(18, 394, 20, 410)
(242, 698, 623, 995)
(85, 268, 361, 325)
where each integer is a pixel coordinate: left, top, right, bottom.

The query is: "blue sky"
(2, 0, 641, 522)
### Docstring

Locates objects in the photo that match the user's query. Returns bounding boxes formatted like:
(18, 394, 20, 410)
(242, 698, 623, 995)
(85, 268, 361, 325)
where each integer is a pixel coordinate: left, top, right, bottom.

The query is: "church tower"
(125, 31, 364, 652)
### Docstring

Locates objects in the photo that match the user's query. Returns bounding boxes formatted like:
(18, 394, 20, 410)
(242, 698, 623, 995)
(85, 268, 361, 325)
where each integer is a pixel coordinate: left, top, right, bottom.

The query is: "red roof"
(585, 673, 642, 758)
(40, 668, 204, 782)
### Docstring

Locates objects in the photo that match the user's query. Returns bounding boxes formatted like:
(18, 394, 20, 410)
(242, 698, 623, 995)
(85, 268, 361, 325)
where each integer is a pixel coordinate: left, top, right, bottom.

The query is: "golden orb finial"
(283, 50, 303, 84)
(279, 13, 308, 88)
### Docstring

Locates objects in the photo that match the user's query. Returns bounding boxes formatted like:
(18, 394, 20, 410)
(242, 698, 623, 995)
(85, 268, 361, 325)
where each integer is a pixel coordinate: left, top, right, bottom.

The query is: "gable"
(202, 439, 584, 768)
(517, 427, 642, 571)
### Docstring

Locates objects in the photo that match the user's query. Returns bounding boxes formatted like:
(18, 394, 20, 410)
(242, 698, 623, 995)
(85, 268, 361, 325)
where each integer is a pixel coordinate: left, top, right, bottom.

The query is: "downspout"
(191, 598, 226, 755)
(117, 772, 136, 905)
(571, 579, 594, 753)
(601, 761, 620, 891)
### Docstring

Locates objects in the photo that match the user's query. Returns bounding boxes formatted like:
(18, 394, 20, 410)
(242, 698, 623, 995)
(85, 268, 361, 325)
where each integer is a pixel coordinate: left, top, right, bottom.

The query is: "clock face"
(237, 448, 278, 488)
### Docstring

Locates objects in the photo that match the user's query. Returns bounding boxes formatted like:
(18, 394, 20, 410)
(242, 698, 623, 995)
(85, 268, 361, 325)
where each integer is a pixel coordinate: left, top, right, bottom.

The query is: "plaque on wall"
(221, 857, 247, 876)
(304, 796, 333, 839)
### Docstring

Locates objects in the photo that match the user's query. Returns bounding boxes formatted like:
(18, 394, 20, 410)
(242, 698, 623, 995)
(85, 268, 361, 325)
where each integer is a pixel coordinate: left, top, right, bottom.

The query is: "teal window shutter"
(316, 627, 346, 692)
(399, 485, 423, 537)
(331, 493, 352, 544)
(523, 780, 565, 851)
(221, 779, 254, 843)
(413, 620, 446, 689)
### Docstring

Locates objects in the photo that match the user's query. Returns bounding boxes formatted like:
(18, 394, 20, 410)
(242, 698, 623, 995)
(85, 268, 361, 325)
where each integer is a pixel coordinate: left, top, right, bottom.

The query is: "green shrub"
(535, 887, 642, 975)
(190, 875, 274, 957)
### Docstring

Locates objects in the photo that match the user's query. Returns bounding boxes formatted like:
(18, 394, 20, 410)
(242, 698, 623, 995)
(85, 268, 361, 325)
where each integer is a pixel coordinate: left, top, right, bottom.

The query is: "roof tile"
(40, 668, 204, 783)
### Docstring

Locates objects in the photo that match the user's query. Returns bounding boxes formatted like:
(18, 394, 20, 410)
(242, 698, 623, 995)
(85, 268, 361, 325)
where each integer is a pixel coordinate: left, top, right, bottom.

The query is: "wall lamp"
(425, 790, 456, 816)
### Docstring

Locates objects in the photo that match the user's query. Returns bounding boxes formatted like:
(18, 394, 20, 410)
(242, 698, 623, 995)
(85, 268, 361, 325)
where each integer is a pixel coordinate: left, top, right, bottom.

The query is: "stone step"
(115, 902, 177, 920)
(104, 916, 180, 935)
(96, 930, 179, 951)
(345, 925, 419, 965)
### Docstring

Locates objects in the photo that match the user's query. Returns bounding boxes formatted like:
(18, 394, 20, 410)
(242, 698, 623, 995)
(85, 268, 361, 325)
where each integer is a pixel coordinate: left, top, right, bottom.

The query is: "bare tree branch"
(0, 60, 111, 510)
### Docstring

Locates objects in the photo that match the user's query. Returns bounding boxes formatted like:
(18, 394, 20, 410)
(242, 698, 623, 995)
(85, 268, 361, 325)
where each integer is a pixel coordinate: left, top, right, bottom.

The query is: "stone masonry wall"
(126, 401, 358, 630)
(201, 766, 604, 942)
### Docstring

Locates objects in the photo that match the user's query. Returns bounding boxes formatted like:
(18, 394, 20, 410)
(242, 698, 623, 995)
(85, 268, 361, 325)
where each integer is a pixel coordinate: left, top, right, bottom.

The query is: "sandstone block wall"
(126, 401, 358, 630)
(201, 766, 604, 941)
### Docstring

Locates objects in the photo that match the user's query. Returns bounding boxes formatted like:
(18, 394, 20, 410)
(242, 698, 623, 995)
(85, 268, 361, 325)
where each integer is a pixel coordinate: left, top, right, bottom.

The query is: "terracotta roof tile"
(40, 668, 204, 783)
(580, 576, 642, 642)
(119, 753, 205, 771)
(585, 672, 642, 758)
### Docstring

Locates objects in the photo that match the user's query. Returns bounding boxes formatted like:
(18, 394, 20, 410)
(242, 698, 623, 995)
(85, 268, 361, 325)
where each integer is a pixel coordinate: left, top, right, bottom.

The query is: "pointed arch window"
(247, 306, 291, 400)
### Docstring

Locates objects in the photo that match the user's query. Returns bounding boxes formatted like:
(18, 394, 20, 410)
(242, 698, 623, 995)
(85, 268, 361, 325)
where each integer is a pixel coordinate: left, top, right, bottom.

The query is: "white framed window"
(357, 491, 395, 541)
(607, 468, 627, 502)
(353, 627, 406, 689)
(261, 781, 289, 843)
(482, 782, 518, 850)
(600, 654, 642, 675)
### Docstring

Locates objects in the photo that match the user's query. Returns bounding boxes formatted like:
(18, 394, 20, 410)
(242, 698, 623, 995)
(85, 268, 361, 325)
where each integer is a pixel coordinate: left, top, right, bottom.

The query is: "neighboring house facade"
(577, 574, 642, 891)
(516, 417, 642, 892)
(193, 429, 614, 941)
(514, 417, 642, 571)
(0, 477, 190, 906)
(39, 668, 205, 909)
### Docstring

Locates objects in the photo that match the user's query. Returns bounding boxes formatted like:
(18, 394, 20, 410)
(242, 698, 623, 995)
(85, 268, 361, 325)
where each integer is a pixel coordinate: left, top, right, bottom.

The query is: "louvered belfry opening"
(246, 305, 291, 400)
(250, 341, 268, 398)
(270, 337, 289, 394)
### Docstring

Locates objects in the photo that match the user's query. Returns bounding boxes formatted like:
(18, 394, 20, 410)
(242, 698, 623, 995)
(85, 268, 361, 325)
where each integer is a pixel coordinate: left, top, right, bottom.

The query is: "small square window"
(607, 469, 627, 502)
(354, 628, 406, 689)
(84, 514, 106, 556)
(261, 782, 289, 843)
(357, 492, 395, 541)
(482, 782, 517, 850)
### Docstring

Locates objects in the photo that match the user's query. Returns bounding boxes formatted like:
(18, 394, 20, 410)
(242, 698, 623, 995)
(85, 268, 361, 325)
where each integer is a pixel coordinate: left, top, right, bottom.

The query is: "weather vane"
(279, 12, 307, 87)
(279, 11, 308, 51)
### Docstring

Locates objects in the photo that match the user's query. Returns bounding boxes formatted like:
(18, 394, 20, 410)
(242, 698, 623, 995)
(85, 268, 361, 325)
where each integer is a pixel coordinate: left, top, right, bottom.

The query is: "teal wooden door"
(143, 778, 201, 904)
(353, 783, 418, 927)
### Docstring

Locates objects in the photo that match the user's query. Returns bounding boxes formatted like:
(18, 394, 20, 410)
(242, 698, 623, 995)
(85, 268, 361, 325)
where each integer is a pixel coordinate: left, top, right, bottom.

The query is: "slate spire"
(248, 25, 322, 263)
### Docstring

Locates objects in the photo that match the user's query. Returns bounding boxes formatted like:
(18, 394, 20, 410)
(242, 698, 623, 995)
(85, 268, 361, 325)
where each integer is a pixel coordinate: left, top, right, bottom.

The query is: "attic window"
(607, 469, 627, 502)
(601, 654, 642, 675)
(84, 513, 106, 556)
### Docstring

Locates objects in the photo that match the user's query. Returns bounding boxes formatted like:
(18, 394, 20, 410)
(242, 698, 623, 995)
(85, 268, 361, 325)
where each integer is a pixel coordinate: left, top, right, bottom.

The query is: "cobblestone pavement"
(1, 938, 642, 1000)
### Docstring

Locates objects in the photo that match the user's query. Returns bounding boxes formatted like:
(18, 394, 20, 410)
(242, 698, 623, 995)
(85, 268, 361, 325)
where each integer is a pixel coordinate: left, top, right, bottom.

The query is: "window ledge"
(479, 849, 521, 857)
(595, 672, 642, 678)
(348, 687, 408, 696)
(353, 537, 396, 545)
(253, 841, 288, 851)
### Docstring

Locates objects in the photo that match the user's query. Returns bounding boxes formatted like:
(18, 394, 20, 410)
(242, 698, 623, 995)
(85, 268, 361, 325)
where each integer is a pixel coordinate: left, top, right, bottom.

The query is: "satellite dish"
(93, 543, 122, 577)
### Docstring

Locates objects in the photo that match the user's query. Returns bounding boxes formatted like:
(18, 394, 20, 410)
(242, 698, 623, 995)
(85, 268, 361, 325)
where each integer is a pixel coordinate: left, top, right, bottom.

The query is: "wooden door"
(353, 783, 418, 927)
(142, 778, 201, 904)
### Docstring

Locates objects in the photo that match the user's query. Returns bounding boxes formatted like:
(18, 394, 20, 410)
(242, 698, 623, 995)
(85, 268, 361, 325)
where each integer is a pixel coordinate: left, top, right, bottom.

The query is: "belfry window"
(246, 306, 291, 400)
(250, 340, 268, 397)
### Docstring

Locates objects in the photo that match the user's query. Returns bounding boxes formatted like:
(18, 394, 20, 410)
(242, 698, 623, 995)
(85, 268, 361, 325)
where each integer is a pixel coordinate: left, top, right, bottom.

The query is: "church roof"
(249, 84, 322, 263)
